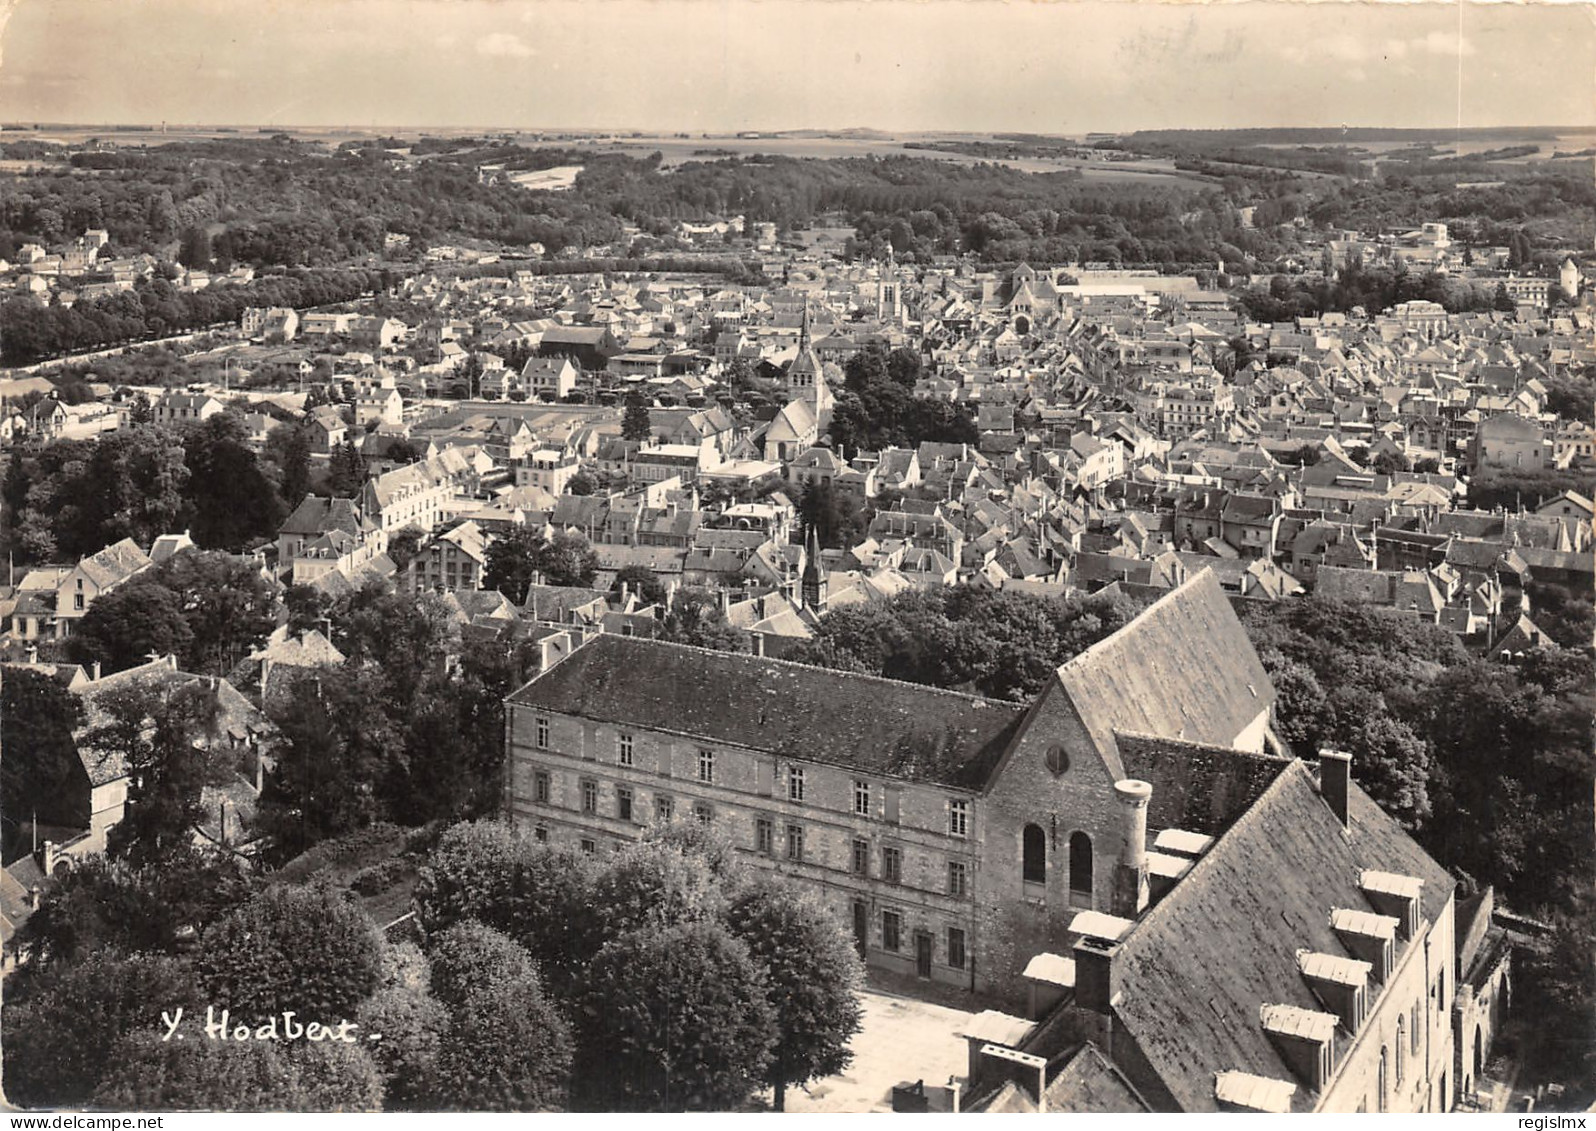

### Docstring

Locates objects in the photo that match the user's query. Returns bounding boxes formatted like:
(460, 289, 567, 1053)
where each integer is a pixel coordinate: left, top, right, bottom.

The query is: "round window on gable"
(1045, 743, 1069, 776)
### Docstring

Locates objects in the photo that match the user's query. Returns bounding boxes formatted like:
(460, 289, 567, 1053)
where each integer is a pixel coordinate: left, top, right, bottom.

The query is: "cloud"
(476, 32, 534, 59)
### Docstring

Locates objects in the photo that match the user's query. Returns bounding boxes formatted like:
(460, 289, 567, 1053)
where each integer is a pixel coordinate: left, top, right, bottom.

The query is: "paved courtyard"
(782, 974, 985, 1113)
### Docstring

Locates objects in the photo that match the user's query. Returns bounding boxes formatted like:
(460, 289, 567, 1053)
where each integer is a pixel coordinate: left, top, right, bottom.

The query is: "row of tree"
(0, 267, 387, 365)
(414, 818, 863, 1110)
(2, 409, 349, 568)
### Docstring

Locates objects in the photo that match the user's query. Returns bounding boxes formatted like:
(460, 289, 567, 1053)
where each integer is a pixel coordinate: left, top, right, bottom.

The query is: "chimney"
(1073, 936, 1116, 1014)
(1112, 780, 1152, 918)
(1319, 749, 1351, 827)
(91, 660, 102, 681)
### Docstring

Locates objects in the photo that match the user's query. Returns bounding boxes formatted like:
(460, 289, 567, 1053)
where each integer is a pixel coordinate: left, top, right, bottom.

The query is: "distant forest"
(0, 133, 1589, 361)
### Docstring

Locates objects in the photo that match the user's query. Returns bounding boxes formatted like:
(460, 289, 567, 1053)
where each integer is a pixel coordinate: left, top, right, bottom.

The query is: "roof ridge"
(589, 634, 1023, 710)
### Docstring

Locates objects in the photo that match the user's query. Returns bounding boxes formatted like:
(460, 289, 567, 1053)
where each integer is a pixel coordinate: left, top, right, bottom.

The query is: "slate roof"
(1108, 762, 1455, 1112)
(1054, 570, 1276, 781)
(75, 538, 151, 588)
(509, 635, 1028, 790)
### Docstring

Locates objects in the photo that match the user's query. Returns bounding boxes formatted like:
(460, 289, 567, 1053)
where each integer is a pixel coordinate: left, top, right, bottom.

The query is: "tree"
(885, 347, 922, 388)
(264, 421, 313, 508)
(183, 412, 285, 550)
(386, 527, 424, 576)
(1493, 282, 1516, 312)
(68, 583, 195, 676)
(0, 668, 88, 860)
(798, 480, 865, 550)
(2, 950, 202, 1108)
(327, 439, 368, 498)
(613, 564, 668, 607)
(414, 821, 601, 997)
(622, 390, 653, 442)
(258, 667, 401, 859)
(282, 1041, 386, 1112)
(483, 527, 544, 605)
(195, 882, 384, 1023)
(727, 881, 864, 1110)
(588, 837, 731, 942)
(1515, 890, 1596, 1089)
(576, 921, 777, 1111)
(93, 1031, 302, 1111)
(88, 679, 225, 866)
(143, 550, 277, 675)
(539, 530, 598, 588)
(659, 586, 746, 652)
(13, 849, 252, 970)
(567, 470, 598, 496)
(427, 921, 574, 1111)
(354, 943, 448, 1110)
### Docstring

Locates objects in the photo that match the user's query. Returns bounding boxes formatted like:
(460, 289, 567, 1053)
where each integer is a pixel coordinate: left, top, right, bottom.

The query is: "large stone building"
(505, 568, 1472, 1112)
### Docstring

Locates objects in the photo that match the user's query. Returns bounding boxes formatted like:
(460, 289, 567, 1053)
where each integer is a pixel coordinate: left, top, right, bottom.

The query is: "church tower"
(801, 522, 827, 613)
(786, 303, 834, 429)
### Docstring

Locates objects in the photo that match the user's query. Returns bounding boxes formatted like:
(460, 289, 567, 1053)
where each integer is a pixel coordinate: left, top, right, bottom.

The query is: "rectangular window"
(655, 795, 673, 822)
(948, 799, 969, 838)
(786, 824, 804, 861)
(580, 838, 596, 855)
(698, 749, 715, 784)
(617, 787, 633, 822)
(882, 846, 902, 884)
(948, 927, 966, 970)
(534, 825, 548, 843)
(788, 765, 805, 802)
(883, 910, 901, 952)
(756, 817, 774, 855)
(535, 715, 550, 750)
(853, 780, 871, 816)
(618, 733, 634, 766)
(533, 770, 550, 804)
(73, 593, 85, 611)
(581, 779, 598, 815)
(694, 802, 713, 825)
(852, 839, 870, 876)
(948, 860, 968, 898)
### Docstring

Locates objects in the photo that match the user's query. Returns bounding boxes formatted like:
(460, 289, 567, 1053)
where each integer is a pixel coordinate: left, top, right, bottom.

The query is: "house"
(277, 495, 376, 567)
(409, 521, 489, 594)
(70, 658, 276, 856)
(521, 356, 580, 401)
(53, 538, 153, 637)
(517, 449, 582, 495)
(537, 325, 623, 370)
(355, 385, 405, 429)
(305, 406, 350, 452)
(1470, 414, 1547, 471)
(152, 392, 223, 427)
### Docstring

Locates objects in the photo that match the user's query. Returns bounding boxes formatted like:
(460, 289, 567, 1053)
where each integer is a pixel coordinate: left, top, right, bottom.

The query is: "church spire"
(798, 301, 811, 352)
(802, 521, 827, 613)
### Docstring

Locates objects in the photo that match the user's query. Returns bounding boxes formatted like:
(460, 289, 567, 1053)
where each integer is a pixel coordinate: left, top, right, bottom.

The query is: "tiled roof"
(75, 538, 151, 588)
(1109, 762, 1455, 1112)
(509, 635, 1027, 789)
(1054, 570, 1275, 781)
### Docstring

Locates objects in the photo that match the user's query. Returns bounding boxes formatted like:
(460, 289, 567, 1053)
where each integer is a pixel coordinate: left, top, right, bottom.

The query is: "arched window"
(1395, 1016, 1406, 1084)
(1378, 1047, 1388, 1113)
(1021, 824, 1046, 885)
(1069, 831, 1093, 895)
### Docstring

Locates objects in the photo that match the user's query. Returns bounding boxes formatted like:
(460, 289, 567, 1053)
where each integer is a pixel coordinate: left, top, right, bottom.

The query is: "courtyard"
(780, 972, 989, 1113)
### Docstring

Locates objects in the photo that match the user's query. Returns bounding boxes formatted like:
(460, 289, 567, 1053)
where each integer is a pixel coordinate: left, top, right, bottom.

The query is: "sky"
(0, 0, 1590, 134)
